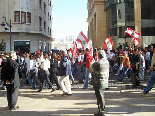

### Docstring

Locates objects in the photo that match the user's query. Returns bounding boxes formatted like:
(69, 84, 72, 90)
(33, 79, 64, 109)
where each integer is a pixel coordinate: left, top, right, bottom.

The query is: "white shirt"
(42, 59, 50, 71)
(40, 55, 44, 62)
(29, 60, 36, 71)
(145, 52, 150, 60)
(110, 53, 115, 60)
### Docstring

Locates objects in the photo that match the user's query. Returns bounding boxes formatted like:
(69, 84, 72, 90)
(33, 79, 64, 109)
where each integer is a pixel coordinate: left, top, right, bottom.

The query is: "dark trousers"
(39, 70, 54, 91)
(94, 87, 105, 114)
(50, 70, 60, 89)
(6, 84, 19, 109)
(131, 71, 141, 88)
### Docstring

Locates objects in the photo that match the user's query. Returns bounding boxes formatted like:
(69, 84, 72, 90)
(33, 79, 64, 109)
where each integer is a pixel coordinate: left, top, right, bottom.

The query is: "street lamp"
(1, 16, 12, 51)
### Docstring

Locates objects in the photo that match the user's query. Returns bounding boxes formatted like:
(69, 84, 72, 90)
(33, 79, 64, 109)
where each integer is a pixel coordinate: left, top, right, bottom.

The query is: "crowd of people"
(0, 42, 155, 116)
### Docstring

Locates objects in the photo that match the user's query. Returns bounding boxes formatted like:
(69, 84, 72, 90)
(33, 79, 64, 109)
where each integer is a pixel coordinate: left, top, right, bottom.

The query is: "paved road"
(0, 70, 155, 116)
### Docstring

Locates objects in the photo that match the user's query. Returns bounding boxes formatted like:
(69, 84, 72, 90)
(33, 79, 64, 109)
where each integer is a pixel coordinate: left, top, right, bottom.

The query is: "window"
(14, 11, 20, 22)
(50, 28, 51, 35)
(21, 12, 26, 23)
(48, 12, 49, 19)
(117, 10, 121, 19)
(39, 0, 42, 7)
(50, 1, 51, 6)
(48, 27, 49, 33)
(39, 17, 42, 27)
(27, 12, 31, 23)
(118, 0, 121, 3)
(50, 15, 51, 20)
(44, 2, 46, 12)
(131, 2, 134, 8)
(44, 21, 46, 30)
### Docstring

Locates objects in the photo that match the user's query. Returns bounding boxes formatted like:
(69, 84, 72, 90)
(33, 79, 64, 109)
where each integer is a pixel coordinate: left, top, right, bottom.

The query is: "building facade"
(88, 0, 155, 48)
(0, 0, 53, 53)
(87, 0, 108, 48)
(106, 0, 135, 47)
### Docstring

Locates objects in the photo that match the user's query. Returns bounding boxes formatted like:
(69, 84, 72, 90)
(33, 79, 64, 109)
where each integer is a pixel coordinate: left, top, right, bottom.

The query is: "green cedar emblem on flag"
(82, 40, 86, 45)
(106, 41, 109, 44)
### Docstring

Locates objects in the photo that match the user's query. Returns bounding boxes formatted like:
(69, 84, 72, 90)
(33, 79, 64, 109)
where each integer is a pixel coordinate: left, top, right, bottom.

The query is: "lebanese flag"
(125, 28, 140, 46)
(76, 31, 89, 49)
(88, 39, 93, 57)
(73, 41, 79, 57)
(104, 36, 113, 50)
(132, 38, 140, 46)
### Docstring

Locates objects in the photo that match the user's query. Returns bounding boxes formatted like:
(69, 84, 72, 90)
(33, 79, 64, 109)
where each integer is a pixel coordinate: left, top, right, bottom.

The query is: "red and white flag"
(132, 38, 140, 46)
(73, 41, 79, 57)
(125, 28, 140, 46)
(88, 39, 93, 57)
(76, 31, 89, 50)
(104, 36, 113, 50)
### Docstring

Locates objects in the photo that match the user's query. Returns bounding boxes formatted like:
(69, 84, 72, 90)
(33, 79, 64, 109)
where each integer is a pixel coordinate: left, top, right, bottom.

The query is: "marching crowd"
(0, 42, 155, 116)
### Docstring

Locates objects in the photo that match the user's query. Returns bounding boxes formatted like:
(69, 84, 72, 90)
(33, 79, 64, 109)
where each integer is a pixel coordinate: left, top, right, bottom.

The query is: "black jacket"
(3, 59, 20, 88)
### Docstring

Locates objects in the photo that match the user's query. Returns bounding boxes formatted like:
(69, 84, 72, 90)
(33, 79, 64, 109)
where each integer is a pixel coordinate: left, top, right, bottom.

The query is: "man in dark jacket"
(3, 51, 20, 110)
(90, 50, 109, 116)
(50, 52, 60, 90)
(1, 53, 8, 90)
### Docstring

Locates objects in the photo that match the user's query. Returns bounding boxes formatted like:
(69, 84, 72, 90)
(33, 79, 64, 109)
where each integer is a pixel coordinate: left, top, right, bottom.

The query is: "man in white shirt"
(38, 52, 56, 93)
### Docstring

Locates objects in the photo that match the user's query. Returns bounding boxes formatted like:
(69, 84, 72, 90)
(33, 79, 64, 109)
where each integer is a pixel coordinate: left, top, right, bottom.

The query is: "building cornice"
(87, 0, 106, 22)
(0, 30, 53, 40)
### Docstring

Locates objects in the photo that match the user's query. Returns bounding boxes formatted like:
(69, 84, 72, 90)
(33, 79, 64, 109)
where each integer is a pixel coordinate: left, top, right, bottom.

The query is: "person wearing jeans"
(118, 51, 131, 82)
(142, 44, 155, 95)
(83, 48, 92, 89)
(79, 51, 86, 83)
(27, 55, 36, 89)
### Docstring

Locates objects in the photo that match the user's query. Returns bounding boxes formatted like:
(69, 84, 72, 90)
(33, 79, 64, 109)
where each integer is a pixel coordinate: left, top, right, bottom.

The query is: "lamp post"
(1, 16, 12, 51)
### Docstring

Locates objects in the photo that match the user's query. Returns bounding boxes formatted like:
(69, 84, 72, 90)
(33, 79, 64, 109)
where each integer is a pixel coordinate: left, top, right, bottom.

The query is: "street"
(0, 70, 155, 116)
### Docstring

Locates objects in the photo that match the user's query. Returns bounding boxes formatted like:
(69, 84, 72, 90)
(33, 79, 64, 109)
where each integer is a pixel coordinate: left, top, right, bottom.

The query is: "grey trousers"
(94, 87, 105, 114)
(6, 85, 19, 109)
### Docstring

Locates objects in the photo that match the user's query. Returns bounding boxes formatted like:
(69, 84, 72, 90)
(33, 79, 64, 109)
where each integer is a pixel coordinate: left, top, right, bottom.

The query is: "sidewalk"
(0, 71, 155, 116)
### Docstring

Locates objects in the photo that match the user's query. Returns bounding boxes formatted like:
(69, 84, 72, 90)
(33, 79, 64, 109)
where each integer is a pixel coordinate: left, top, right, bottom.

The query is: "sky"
(53, 0, 88, 40)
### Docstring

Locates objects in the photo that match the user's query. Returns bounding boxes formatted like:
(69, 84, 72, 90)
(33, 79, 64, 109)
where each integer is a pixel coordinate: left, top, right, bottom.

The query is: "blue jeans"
(81, 65, 86, 81)
(27, 70, 36, 89)
(143, 71, 155, 94)
(120, 67, 131, 81)
(84, 68, 91, 88)
(117, 64, 123, 75)
(140, 68, 145, 80)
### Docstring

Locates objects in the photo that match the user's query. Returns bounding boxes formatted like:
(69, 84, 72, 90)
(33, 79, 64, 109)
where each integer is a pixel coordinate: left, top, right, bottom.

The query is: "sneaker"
(51, 88, 56, 93)
(115, 74, 119, 76)
(117, 79, 122, 82)
(140, 91, 148, 96)
(82, 87, 88, 89)
(38, 89, 42, 92)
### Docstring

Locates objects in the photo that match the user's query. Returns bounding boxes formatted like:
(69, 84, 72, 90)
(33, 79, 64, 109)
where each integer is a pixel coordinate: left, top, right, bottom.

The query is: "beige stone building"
(87, 0, 155, 49)
(0, 0, 53, 53)
(87, 0, 108, 48)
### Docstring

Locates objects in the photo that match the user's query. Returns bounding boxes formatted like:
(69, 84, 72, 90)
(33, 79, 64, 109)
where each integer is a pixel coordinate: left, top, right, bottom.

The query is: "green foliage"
(0, 39, 6, 51)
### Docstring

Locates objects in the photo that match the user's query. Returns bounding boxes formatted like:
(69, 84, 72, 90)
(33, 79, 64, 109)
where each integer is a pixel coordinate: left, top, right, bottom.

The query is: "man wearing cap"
(118, 51, 131, 82)
(90, 50, 109, 116)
